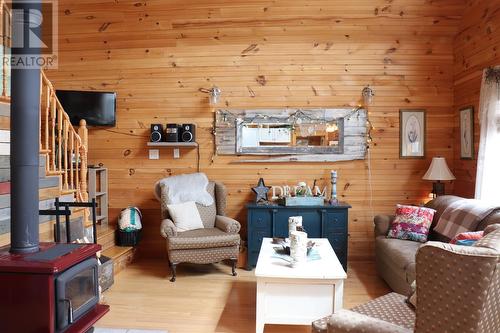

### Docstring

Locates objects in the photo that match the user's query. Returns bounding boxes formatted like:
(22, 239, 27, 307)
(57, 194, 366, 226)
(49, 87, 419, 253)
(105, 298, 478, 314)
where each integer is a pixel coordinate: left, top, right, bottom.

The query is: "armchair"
(312, 224, 500, 333)
(155, 180, 241, 282)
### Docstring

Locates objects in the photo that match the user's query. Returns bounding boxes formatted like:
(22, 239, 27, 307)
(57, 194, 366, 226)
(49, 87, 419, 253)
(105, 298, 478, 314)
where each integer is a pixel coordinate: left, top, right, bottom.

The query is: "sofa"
(312, 223, 500, 333)
(374, 195, 500, 294)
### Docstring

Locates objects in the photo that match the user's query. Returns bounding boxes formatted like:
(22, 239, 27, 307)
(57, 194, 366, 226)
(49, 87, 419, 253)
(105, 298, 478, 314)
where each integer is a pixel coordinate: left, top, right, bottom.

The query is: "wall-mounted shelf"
(147, 142, 198, 147)
(147, 141, 198, 159)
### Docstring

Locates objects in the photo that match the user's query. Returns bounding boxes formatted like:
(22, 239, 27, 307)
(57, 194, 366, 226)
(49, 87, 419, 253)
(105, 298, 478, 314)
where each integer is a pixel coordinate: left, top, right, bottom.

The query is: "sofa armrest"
(215, 215, 241, 234)
(374, 215, 395, 237)
(324, 310, 412, 333)
(160, 218, 177, 238)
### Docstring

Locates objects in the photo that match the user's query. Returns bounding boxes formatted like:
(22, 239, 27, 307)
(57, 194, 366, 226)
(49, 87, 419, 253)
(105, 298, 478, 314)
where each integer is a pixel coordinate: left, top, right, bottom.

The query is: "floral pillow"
(387, 205, 436, 243)
(449, 231, 483, 246)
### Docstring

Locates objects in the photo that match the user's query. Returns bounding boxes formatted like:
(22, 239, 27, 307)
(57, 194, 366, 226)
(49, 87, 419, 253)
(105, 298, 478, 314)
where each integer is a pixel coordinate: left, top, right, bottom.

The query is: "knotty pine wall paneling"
(48, 0, 464, 259)
(453, 0, 500, 198)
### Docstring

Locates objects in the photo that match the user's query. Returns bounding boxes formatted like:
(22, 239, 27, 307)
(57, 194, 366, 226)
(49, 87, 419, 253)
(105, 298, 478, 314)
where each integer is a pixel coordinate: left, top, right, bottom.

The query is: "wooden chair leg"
(231, 259, 237, 276)
(169, 263, 177, 282)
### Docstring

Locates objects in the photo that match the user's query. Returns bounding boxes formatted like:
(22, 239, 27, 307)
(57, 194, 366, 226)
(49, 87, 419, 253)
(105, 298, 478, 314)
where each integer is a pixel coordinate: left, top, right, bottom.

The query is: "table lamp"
(422, 157, 455, 196)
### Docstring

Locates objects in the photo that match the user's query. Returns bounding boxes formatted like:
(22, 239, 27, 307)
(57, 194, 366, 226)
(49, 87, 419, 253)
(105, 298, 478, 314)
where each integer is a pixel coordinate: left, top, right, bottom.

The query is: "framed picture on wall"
(400, 109, 426, 158)
(460, 106, 474, 159)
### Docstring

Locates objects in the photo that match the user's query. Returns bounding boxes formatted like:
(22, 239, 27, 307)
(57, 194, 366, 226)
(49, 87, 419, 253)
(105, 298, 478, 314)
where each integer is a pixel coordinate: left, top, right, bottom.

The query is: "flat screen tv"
(56, 90, 116, 126)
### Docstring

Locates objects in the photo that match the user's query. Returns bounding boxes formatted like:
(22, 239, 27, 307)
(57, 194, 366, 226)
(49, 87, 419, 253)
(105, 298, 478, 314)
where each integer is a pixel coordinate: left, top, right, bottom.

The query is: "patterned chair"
(312, 224, 500, 333)
(155, 181, 241, 282)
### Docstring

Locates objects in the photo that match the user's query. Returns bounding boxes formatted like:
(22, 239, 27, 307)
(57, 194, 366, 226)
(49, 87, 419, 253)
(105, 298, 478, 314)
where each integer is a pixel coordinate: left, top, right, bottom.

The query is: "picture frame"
(459, 106, 474, 159)
(399, 109, 426, 158)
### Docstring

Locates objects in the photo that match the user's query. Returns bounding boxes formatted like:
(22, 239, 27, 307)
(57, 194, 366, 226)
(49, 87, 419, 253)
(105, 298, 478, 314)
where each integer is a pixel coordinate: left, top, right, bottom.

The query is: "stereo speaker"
(179, 124, 196, 142)
(150, 124, 163, 142)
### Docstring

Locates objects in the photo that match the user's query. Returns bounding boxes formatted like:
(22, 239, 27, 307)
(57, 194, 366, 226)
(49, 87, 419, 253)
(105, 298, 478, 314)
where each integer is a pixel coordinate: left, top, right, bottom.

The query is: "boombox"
(179, 124, 195, 142)
(150, 124, 163, 142)
(165, 123, 179, 142)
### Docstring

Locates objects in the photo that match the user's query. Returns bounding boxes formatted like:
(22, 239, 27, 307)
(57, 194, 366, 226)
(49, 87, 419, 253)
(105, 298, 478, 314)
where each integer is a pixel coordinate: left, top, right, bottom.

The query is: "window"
(475, 67, 500, 204)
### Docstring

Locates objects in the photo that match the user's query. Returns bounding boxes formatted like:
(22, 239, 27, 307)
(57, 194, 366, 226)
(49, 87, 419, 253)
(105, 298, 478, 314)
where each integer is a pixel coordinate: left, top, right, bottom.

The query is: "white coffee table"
(255, 238, 347, 333)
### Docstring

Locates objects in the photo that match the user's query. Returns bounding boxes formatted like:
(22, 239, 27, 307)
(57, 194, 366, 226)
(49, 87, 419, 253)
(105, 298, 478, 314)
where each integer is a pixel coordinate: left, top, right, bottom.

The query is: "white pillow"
(167, 201, 204, 232)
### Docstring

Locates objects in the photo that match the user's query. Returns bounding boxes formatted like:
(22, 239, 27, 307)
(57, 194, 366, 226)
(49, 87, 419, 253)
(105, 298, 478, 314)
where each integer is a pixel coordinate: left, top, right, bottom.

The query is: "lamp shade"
(422, 157, 456, 181)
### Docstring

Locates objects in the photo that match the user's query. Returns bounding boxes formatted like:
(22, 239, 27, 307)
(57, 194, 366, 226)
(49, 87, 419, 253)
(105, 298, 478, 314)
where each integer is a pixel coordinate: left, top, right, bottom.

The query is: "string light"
(217, 106, 373, 146)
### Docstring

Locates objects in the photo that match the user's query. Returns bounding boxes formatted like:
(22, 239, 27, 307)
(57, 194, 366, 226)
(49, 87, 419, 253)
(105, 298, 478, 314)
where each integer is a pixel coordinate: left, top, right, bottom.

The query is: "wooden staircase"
(0, 3, 138, 271)
(0, 71, 136, 278)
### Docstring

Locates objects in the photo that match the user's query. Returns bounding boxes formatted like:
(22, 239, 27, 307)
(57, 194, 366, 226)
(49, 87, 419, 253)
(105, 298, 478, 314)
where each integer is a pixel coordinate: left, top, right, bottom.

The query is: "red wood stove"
(0, 242, 109, 333)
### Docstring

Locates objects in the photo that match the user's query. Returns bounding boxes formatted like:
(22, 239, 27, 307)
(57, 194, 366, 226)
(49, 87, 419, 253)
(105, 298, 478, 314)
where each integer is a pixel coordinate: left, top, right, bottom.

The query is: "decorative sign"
(270, 184, 327, 200)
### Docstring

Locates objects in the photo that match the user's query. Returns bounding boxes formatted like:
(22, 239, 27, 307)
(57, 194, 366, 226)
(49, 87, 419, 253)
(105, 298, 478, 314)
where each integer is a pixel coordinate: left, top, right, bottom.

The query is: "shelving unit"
(147, 141, 198, 159)
(146, 142, 198, 147)
(88, 167, 108, 225)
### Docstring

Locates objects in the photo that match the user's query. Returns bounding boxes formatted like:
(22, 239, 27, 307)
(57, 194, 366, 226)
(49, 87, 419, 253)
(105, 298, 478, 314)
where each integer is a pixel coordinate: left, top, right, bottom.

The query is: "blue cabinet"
(247, 203, 351, 271)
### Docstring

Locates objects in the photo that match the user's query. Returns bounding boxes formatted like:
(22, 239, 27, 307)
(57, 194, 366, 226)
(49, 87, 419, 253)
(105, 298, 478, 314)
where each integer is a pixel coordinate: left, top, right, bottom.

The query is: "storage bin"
(117, 229, 141, 246)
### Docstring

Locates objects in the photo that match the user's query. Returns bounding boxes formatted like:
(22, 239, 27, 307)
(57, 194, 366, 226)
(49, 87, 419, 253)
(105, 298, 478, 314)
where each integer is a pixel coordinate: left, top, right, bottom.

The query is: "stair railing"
(39, 71, 88, 203)
(0, 0, 11, 99)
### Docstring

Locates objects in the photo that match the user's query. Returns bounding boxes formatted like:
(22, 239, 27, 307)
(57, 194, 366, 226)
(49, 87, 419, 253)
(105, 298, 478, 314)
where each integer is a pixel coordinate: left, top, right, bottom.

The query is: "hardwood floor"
(97, 259, 390, 333)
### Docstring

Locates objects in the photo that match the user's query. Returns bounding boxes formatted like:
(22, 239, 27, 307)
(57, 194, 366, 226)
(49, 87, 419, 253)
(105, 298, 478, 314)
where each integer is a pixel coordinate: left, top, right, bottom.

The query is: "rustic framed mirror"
(215, 108, 368, 162)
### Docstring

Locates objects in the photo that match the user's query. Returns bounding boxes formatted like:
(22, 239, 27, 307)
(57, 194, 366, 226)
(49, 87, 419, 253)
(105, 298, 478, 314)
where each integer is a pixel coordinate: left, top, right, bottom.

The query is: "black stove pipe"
(10, 1, 42, 254)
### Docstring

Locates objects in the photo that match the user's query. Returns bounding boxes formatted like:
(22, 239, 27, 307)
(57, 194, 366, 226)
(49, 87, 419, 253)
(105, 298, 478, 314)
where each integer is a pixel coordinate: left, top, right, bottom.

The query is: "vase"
(290, 230, 308, 264)
(288, 216, 303, 237)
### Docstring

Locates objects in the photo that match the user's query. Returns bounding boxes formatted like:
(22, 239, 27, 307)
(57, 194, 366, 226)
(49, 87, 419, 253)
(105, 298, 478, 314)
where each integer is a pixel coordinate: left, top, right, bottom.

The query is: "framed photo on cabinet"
(400, 109, 426, 158)
(460, 106, 474, 159)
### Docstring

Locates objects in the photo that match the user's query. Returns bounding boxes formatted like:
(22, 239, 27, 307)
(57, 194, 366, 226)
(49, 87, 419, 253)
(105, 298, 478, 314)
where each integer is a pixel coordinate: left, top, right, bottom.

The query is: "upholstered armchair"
(312, 224, 500, 333)
(155, 180, 241, 282)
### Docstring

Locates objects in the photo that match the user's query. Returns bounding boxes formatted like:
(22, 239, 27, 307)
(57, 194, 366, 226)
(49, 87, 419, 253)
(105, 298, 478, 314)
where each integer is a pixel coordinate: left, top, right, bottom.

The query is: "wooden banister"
(0, 1, 10, 99)
(78, 119, 89, 202)
(39, 71, 88, 204)
(0, 4, 87, 205)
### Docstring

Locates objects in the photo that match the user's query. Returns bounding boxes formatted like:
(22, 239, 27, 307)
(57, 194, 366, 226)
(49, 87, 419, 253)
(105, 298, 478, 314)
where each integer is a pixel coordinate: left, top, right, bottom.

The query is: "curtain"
(475, 67, 500, 203)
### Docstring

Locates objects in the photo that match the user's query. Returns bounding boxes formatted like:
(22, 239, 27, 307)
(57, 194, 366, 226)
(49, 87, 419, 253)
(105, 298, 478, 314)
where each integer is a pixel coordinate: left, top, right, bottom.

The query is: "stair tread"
(96, 224, 114, 237)
(102, 245, 133, 259)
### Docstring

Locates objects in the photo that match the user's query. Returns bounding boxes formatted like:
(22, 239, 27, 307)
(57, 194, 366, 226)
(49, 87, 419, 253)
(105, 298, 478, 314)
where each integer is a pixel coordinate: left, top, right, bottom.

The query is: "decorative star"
(252, 178, 270, 204)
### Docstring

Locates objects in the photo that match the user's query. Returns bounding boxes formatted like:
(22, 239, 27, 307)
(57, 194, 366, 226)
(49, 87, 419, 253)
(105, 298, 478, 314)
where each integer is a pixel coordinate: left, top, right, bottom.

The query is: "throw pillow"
(406, 281, 417, 309)
(167, 201, 204, 232)
(387, 205, 436, 243)
(473, 224, 500, 251)
(449, 231, 484, 246)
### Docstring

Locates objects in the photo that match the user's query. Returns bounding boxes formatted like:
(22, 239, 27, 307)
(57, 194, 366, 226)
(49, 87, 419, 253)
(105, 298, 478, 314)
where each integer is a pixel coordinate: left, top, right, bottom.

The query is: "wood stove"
(0, 243, 109, 333)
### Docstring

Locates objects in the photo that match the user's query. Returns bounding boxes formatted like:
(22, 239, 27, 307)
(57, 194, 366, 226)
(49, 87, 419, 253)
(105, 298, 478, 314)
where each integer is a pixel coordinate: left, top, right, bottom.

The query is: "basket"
(117, 229, 141, 246)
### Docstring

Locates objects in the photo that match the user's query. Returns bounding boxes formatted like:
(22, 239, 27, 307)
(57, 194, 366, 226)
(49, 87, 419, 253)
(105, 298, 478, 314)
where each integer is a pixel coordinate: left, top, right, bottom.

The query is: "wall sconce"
(362, 85, 375, 106)
(209, 86, 221, 105)
(199, 86, 222, 106)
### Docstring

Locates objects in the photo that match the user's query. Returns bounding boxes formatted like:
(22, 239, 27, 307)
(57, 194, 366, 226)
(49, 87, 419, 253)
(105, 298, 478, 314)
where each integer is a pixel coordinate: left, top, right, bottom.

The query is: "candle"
(330, 170, 338, 204)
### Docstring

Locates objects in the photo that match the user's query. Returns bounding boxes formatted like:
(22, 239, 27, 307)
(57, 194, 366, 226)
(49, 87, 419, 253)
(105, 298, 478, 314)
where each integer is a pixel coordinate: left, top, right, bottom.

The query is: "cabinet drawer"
(324, 211, 347, 232)
(327, 234, 347, 249)
(247, 210, 272, 252)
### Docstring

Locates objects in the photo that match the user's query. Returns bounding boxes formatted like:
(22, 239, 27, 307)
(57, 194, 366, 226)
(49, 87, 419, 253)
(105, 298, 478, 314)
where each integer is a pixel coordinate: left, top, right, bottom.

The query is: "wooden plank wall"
(453, 0, 500, 198)
(48, 0, 464, 259)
